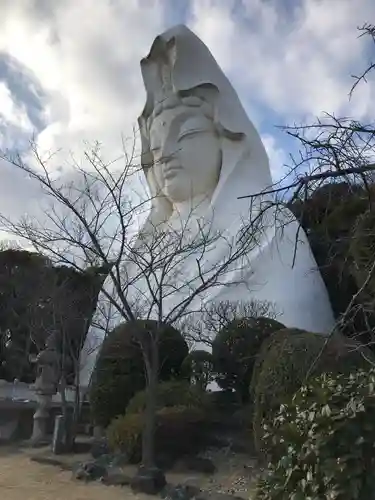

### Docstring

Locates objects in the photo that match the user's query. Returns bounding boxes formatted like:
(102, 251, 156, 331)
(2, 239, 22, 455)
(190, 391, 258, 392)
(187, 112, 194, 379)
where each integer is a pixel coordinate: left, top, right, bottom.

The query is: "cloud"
(0, 0, 170, 235)
(261, 133, 290, 181)
(0, 0, 167, 168)
(188, 0, 375, 122)
(0, 0, 374, 235)
(1, 0, 374, 165)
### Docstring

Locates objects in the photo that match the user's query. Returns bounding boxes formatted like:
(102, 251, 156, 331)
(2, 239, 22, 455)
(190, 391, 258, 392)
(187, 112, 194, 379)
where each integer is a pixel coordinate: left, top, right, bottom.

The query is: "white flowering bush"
(255, 367, 375, 500)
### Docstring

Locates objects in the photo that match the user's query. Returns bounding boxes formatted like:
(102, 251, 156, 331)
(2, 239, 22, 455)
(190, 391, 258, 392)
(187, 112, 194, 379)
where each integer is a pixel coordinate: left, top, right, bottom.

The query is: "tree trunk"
(141, 338, 159, 468)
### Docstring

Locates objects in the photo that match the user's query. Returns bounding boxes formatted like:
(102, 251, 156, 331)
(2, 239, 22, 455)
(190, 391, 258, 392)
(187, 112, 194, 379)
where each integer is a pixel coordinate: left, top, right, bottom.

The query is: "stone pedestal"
(30, 393, 53, 447)
(52, 415, 66, 454)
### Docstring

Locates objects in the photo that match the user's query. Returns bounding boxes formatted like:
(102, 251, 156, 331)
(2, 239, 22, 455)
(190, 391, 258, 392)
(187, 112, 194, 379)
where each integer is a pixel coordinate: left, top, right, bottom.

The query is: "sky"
(0, 0, 374, 229)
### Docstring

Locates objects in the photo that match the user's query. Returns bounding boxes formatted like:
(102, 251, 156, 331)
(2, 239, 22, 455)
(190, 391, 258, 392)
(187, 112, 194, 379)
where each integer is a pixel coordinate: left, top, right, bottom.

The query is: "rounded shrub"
(181, 350, 214, 390)
(251, 328, 372, 456)
(107, 405, 209, 464)
(154, 405, 210, 460)
(106, 413, 143, 463)
(212, 316, 285, 403)
(89, 320, 188, 427)
(256, 368, 375, 500)
(126, 380, 210, 414)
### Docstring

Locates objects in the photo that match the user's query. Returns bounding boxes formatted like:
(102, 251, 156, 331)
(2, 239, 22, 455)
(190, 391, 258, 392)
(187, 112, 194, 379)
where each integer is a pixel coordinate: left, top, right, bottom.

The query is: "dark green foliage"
(181, 350, 214, 390)
(212, 317, 285, 403)
(42, 264, 108, 385)
(290, 182, 367, 232)
(290, 182, 373, 340)
(126, 380, 210, 414)
(256, 368, 375, 500)
(350, 209, 375, 290)
(107, 406, 210, 464)
(205, 389, 240, 412)
(311, 194, 369, 331)
(157, 322, 189, 380)
(89, 320, 188, 427)
(0, 248, 106, 383)
(106, 412, 143, 462)
(347, 210, 375, 337)
(251, 328, 372, 456)
(0, 250, 51, 381)
(88, 323, 144, 428)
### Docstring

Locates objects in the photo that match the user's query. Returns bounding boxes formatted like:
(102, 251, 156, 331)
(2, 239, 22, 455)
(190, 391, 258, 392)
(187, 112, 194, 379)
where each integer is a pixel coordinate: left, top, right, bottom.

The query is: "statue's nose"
(161, 138, 179, 162)
(160, 152, 174, 165)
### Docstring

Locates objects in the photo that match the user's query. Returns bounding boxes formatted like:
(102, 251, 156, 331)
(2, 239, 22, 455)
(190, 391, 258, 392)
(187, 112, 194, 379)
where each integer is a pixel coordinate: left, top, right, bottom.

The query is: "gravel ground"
(0, 444, 261, 500)
(198, 447, 261, 498)
(0, 448, 146, 500)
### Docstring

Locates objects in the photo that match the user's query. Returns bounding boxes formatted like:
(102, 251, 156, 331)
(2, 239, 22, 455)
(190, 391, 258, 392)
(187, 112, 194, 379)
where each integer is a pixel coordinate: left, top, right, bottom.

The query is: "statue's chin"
(163, 181, 191, 205)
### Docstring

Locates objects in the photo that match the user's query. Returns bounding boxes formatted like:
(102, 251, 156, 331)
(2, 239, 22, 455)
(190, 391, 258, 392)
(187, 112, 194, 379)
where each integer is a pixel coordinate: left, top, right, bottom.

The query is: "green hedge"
(107, 405, 210, 464)
(89, 320, 188, 427)
(256, 368, 375, 499)
(212, 316, 285, 403)
(251, 328, 372, 456)
(126, 380, 210, 414)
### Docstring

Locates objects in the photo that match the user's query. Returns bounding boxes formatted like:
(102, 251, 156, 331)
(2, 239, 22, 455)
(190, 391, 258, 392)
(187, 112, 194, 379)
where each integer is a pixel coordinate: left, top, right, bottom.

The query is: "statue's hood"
(138, 24, 274, 232)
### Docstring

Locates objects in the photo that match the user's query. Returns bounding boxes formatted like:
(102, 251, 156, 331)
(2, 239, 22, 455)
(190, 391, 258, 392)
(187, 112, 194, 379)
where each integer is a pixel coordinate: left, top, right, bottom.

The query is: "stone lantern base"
(30, 393, 53, 447)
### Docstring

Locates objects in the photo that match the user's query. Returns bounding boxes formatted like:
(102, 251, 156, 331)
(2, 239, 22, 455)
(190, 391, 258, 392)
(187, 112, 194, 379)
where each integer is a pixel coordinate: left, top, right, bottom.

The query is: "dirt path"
(0, 444, 260, 500)
(0, 452, 143, 500)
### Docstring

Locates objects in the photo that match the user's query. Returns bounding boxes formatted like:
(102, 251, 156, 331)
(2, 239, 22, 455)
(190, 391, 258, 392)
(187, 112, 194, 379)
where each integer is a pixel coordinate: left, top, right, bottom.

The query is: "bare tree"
(0, 140, 260, 469)
(181, 299, 278, 347)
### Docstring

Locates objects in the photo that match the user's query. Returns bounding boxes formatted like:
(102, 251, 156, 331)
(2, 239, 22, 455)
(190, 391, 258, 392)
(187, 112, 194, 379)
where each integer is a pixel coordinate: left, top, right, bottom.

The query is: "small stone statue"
(30, 331, 61, 446)
(33, 331, 61, 395)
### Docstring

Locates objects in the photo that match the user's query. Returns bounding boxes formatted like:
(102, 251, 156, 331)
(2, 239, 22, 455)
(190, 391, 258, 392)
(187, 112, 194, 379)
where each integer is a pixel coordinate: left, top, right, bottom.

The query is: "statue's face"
(149, 105, 221, 204)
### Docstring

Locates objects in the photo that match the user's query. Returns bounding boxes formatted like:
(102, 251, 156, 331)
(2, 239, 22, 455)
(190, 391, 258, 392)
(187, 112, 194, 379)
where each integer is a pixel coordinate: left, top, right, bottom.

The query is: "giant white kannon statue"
(80, 25, 335, 387)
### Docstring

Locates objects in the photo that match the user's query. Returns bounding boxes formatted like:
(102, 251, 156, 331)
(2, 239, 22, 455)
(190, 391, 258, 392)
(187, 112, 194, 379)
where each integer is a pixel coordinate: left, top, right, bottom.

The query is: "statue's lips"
(163, 165, 182, 179)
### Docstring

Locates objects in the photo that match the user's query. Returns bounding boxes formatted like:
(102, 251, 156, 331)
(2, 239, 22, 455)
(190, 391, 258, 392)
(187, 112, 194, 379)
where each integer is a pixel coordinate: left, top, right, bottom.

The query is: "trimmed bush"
(126, 380, 210, 414)
(107, 405, 209, 464)
(154, 405, 211, 459)
(252, 328, 372, 456)
(89, 320, 188, 427)
(205, 389, 240, 413)
(256, 368, 375, 500)
(212, 316, 285, 403)
(181, 350, 214, 390)
(106, 412, 143, 463)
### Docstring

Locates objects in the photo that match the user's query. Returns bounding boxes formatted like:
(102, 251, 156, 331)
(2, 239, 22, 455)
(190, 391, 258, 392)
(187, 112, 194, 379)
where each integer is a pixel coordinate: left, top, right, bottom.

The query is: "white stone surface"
(80, 25, 335, 388)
